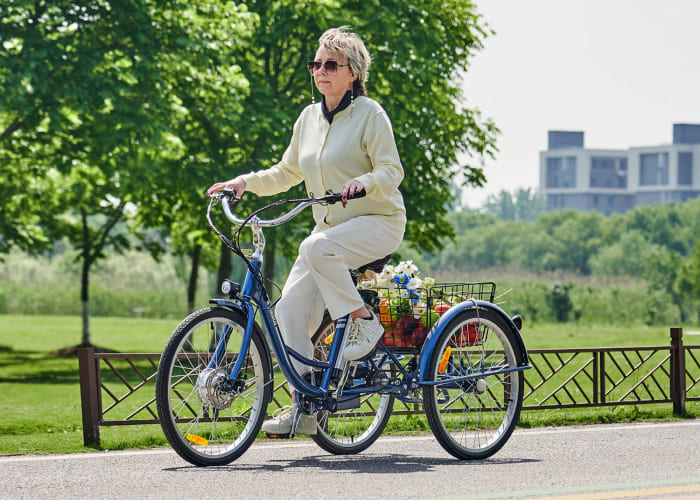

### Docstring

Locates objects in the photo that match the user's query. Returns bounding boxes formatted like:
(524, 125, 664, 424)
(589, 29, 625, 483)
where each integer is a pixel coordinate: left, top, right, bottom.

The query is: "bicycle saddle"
(356, 254, 392, 275)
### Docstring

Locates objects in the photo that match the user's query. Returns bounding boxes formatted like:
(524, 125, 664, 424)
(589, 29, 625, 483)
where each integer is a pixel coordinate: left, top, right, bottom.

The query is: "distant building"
(539, 123, 700, 214)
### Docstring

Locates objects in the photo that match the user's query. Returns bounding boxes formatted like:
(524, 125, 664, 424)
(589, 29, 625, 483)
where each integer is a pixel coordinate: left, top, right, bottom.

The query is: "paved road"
(2, 421, 699, 499)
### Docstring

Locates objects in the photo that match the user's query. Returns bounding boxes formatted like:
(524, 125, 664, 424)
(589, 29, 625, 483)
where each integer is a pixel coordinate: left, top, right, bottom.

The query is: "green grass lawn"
(0, 315, 181, 454)
(0, 314, 696, 455)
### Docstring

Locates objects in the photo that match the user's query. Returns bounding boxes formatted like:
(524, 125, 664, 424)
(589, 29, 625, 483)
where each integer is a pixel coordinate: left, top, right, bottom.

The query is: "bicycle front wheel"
(155, 307, 272, 466)
(423, 308, 523, 460)
(309, 312, 394, 455)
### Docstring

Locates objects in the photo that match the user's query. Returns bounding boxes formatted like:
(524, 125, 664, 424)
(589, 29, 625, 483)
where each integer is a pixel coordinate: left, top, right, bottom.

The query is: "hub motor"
(195, 368, 235, 410)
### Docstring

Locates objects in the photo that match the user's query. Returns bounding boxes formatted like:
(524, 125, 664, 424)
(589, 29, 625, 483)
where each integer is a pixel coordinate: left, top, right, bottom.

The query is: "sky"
(460, 0, 700, 208)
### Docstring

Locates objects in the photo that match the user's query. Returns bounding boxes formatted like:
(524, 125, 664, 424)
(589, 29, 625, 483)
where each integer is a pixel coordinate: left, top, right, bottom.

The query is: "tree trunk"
(187, 244, 202, 313)
(80, 212, 92, 347)
(217, 241, 232, 296)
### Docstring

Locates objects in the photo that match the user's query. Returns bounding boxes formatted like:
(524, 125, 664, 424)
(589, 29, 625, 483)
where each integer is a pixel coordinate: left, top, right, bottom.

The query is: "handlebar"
(213, 187, 366, 228)
(206, 186, 367, 284)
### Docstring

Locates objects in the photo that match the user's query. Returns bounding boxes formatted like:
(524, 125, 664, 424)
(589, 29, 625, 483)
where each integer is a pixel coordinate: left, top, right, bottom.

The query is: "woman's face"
(312, 46, 355, 102)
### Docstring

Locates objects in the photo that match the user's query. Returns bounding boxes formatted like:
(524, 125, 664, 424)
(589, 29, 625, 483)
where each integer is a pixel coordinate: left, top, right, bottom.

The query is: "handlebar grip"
(349, 188, 367, 199)
(222, 186, 240, 202)
(323, 188, 367, 204)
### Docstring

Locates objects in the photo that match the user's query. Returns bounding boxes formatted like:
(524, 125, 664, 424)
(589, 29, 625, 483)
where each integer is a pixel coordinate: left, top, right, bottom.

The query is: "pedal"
(264, 432, 292, 439)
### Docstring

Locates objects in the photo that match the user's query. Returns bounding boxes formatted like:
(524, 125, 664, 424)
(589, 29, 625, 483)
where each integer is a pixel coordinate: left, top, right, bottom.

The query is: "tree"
(353, 0, 498, 252)
(514, 188, 546, 221)
(589, 231, 656, 279)
(677, 236, 700, 324)
(643, 247, 689, 323)
(212, 0, 498, 285)
(0, 1, 253, 345)
(483, 190, 516, 221)
(482, 188, 546, 221)
(2, 1, 499, 331)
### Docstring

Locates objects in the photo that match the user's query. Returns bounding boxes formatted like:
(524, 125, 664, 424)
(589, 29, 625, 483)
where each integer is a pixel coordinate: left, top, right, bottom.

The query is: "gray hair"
(318, 26, 371, 96)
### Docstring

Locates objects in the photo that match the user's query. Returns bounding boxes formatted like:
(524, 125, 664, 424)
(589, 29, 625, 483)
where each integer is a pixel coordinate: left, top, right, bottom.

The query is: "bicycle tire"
(422, 307, 523, 460)
(309, 312, 394, 455)
(155, 307, 272, 466)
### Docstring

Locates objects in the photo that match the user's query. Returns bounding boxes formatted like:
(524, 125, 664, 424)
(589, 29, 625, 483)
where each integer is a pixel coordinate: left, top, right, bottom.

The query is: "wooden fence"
(78, 327, 700, 446)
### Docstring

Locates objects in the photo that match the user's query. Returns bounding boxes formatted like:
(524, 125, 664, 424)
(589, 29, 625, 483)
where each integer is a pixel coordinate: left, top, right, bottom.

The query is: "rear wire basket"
(361, 282, 496, 352)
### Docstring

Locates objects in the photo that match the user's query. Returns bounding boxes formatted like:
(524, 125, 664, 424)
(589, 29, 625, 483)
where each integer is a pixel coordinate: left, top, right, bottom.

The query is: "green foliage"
(1, 1, 499, 333)
(206, 0, 500, 264)
(590, 231, 656, 278)
(0, 248, 213, 318)
(483, 188, 546, 221)
(547, 284, 573, 322)
(414, 198, 700, 325)
(0, 0, 256, 343)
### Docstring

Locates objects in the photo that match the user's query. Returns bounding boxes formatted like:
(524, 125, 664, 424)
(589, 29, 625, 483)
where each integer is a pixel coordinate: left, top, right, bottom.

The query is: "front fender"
(209, 298, 245, 311)
(418, 300, 529, 379)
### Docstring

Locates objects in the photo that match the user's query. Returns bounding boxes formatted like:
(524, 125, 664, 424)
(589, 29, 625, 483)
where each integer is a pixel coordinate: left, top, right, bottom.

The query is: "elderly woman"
(207, 26, 405, 435)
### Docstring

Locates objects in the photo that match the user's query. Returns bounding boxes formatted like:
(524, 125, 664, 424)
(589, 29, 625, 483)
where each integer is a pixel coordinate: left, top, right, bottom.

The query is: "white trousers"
(275, 215, 404, 380)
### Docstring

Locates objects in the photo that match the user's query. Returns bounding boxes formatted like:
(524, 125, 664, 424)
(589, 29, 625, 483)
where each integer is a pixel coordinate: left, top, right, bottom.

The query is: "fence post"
(78, 347, 101, 447)
(670, 327, 686, 416)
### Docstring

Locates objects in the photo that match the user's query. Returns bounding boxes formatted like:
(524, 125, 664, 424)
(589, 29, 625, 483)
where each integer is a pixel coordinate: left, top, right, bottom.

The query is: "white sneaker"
(261, 405, 317, 436)
(343, 312, 384, 361)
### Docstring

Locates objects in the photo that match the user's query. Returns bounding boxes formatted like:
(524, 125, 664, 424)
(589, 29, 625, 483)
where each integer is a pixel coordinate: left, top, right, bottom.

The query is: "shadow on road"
(163, 453, 540, 473)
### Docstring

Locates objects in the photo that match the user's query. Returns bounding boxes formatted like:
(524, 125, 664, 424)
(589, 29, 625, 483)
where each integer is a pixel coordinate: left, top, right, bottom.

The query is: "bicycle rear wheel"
(423, 308, 523, 460)
(155, 307, 272, 466)
(309, 312, 394, 455)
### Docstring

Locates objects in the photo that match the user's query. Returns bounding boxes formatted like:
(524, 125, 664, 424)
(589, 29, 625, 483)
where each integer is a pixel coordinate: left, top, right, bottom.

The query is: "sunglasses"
(307, 60, 349, 74)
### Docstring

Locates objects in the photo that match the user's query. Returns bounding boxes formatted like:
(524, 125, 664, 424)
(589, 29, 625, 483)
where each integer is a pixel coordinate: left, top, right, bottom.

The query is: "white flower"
(380, 266, 394, 279)
(404, 260, 419, 275)
(406, 277, 423, 290)
(412, 301, 427, 318)
(357, 279, 375, 290)
(423, 277, 435, 286)
(374, 277, 387, 288)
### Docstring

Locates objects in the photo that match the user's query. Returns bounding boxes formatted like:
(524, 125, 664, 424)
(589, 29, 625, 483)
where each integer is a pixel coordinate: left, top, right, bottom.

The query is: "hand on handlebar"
(340, 179, 366, 207)
(207, 177, 247, 198)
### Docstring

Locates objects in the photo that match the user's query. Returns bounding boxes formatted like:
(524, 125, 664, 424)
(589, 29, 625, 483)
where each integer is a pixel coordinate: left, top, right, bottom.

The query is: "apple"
(396, 315, 419, 335)
(433, 303, 450, 315)
(379, 329, 395, 347)
(455, 323, 482, 346)
(411, 325, 428, 347)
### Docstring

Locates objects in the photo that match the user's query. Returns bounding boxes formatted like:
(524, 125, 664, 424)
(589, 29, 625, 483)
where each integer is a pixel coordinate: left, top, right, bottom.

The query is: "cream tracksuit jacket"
(240, 96, 406, 232)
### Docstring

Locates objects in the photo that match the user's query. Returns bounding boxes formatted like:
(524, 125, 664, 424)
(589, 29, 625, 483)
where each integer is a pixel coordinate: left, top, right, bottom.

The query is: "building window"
(640, 152, 669, 186)
(590, 156, 627, 188)
(546, 156, 577, 188)
(678, 152, 693, 185)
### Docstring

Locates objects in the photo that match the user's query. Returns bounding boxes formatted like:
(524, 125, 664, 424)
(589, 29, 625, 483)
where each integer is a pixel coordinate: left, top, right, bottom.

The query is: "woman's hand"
(207, 177, 247, 197)
(340, 179, 365, 207)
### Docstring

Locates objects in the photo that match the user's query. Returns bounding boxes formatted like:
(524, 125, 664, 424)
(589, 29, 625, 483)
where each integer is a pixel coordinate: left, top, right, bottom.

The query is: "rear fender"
(418, 300, 528, 378)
